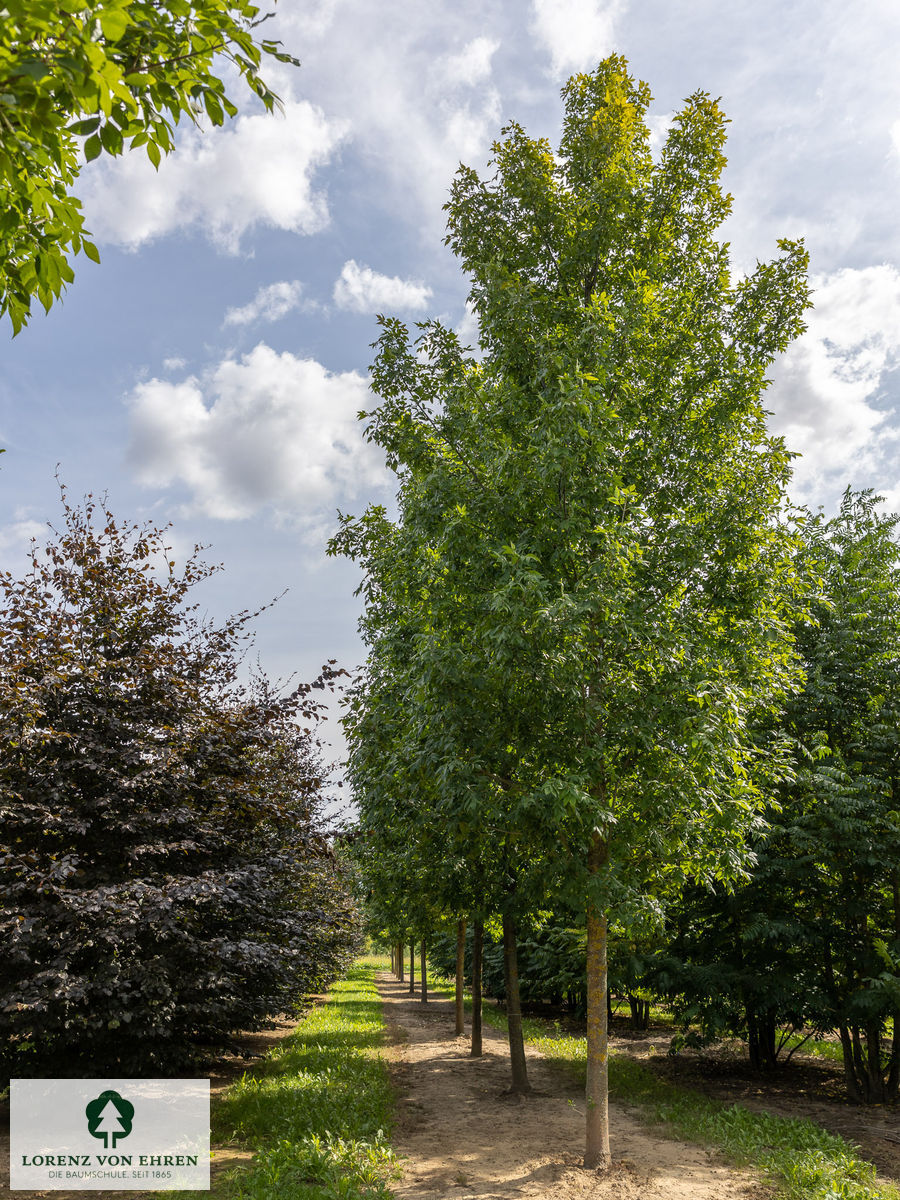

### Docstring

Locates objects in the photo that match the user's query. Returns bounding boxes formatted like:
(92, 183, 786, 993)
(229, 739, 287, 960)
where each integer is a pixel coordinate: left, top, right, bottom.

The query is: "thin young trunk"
(585, 832, 610, 1170)
(398, 937, 405, 982)
(502, 911, 530, 1092)
(420, 939, 428, 1003)
(455, 919, 466, 1036)
(471, 917, 483, 1057)
(866, 1021, 885, 1103)
(838, 1024, 864, 1103)
(888, 1009, 900, 1099)
(409, 940, 415, 995)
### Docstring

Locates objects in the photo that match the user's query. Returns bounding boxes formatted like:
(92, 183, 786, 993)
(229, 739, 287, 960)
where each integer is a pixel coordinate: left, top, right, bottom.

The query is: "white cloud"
(162, 356, 187, 372)
(456, 300, 481, 352)
(529, 0, 623, 76)
(333, 260, 432, 314)
(441, 37, 500, 87)
(264, 3, 506, 237)
(0, 516, 45, 565)
(81, 101, 347, 252)
(766, 265, 900, 502)
(127, 344, 390, 538)
(648, 112, 674, 159)
(224, 281, 307, 327)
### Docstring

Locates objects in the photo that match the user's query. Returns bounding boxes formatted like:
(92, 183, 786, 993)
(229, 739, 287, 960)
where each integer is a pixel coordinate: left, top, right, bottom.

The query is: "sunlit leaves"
(0, 0, 300, 333)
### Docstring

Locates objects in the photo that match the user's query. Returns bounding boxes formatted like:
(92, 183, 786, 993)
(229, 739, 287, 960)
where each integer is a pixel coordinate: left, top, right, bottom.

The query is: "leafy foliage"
(334, 55, 811, 1161)
(0, 0, 299, 333)
(648, 491, 900, 1099)
(0, 491, 359, 1079)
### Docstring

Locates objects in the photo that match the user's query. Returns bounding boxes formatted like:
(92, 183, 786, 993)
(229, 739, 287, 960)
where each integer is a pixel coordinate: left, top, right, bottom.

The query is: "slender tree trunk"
(888, 1009, 900, 1100)
(471, 917, 483, 1057)
(838, 1024, 864, 1103)
(866, 1021, 885, 1103)
(502, 912, 530, 1092)
(398, 937, 405, 982)
(409, 941, 415, 995)
(420, 939, 428, 1003)
(585, 833, 610, 1169)
(455, 919, 466, 1036)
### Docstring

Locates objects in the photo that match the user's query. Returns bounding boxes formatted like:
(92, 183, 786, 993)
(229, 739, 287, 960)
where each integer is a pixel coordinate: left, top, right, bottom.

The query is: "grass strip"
(176, 958, 398, 1200)
(473, 1002, 899, 1200)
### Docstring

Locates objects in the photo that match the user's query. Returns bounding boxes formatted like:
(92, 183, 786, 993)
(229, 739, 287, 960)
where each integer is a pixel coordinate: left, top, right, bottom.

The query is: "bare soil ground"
(378, 974, 774, 1200)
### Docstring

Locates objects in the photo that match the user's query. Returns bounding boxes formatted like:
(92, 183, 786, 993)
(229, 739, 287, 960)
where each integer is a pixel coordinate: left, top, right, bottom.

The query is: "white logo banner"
(10, 1079, 210, 1191)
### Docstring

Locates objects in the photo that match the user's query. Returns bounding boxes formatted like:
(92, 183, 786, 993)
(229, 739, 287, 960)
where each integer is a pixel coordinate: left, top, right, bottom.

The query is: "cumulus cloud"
(529, 0, 623, 76)
(766, 265, 900, 502)
(224, 281, 307, 327)
(81, 102, 347, 251)
(441, 36, 500, 87)
(333, 260, 433, 314)
(0, 515, 45, 565)
(127, 344, 390, 538)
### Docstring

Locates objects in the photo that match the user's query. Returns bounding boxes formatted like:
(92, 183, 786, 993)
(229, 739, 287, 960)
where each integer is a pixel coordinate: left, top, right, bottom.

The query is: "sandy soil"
(378, 974, 773, 1200)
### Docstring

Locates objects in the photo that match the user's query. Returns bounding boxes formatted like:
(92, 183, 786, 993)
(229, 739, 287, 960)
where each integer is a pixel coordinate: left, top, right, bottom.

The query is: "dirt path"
(378, 974, 773, 1200)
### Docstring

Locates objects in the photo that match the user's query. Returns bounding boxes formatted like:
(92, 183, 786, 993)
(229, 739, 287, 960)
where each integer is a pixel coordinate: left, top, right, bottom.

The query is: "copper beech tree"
(335, 56, 810, 1167)
(0, 492, 357, 1079)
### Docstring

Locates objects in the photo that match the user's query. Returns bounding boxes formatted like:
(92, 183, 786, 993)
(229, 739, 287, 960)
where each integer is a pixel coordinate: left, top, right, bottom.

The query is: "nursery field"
(6, 957, 896, 1200)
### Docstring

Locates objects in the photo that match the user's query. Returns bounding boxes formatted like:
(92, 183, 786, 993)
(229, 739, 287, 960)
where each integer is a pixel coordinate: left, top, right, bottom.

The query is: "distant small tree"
(0, 491, 357, 1080)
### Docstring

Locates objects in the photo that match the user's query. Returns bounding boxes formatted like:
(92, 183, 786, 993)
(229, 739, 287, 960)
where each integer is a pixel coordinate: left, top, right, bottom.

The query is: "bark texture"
(585, 833, 610, 1169)
(455, 919, 466, 1036)
(471, 917, 483, 1057)
(502, 911, 530, 1093)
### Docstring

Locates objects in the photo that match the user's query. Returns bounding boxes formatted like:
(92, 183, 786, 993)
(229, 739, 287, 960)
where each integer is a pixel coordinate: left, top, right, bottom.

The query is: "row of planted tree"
(335, 58, 900, 1167)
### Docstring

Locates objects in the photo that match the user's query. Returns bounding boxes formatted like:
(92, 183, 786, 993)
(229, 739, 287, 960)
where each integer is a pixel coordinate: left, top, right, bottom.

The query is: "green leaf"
(81, 240, 101, 264)
(67, 117, 101, 136)
(83, 134, 102, 162)
(98, 8, 131, 41)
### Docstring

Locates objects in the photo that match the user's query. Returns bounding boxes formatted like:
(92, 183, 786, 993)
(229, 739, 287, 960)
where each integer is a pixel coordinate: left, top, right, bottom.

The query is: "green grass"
(173, 957, 398, 1200)
(474, 1003, 899, 1200)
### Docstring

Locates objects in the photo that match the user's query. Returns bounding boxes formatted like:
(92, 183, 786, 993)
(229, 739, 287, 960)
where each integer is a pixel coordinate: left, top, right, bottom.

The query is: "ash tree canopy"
(0, 491, 358, 1079)
(0, 0, 299, 333)
(335, 55, 810, 1168)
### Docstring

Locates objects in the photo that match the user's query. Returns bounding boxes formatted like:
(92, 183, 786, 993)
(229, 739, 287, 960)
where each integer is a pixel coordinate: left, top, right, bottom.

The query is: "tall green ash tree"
(336, 56, 809, 1168)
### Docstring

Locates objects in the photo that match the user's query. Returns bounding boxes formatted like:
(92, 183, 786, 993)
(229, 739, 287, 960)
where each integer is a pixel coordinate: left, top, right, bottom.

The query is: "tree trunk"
(409, 940, 415, 995)
(420, 939, 428, 1003)
(471, 917, 483, 1057)
(455, 919, 466, 1036)
(866, 1021, 885, 1103)
(502, 911, 530, 1093)
(627, 994, 649, 1031)
(398, 938, 405, 982)
(838, 1023, 864, 1103)
(585, 833, 610, 1169)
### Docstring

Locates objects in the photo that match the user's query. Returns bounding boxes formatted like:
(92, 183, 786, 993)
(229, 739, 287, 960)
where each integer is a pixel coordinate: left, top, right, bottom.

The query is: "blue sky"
(2, 0, 900, 786)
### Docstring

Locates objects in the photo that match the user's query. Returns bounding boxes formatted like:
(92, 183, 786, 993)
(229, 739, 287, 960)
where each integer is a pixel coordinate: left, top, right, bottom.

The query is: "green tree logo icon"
(85, 1090, 134, 1149)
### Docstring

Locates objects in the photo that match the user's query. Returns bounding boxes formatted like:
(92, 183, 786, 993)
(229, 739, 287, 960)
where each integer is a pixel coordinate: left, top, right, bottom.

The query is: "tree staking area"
(333, 55, 811, 1169)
